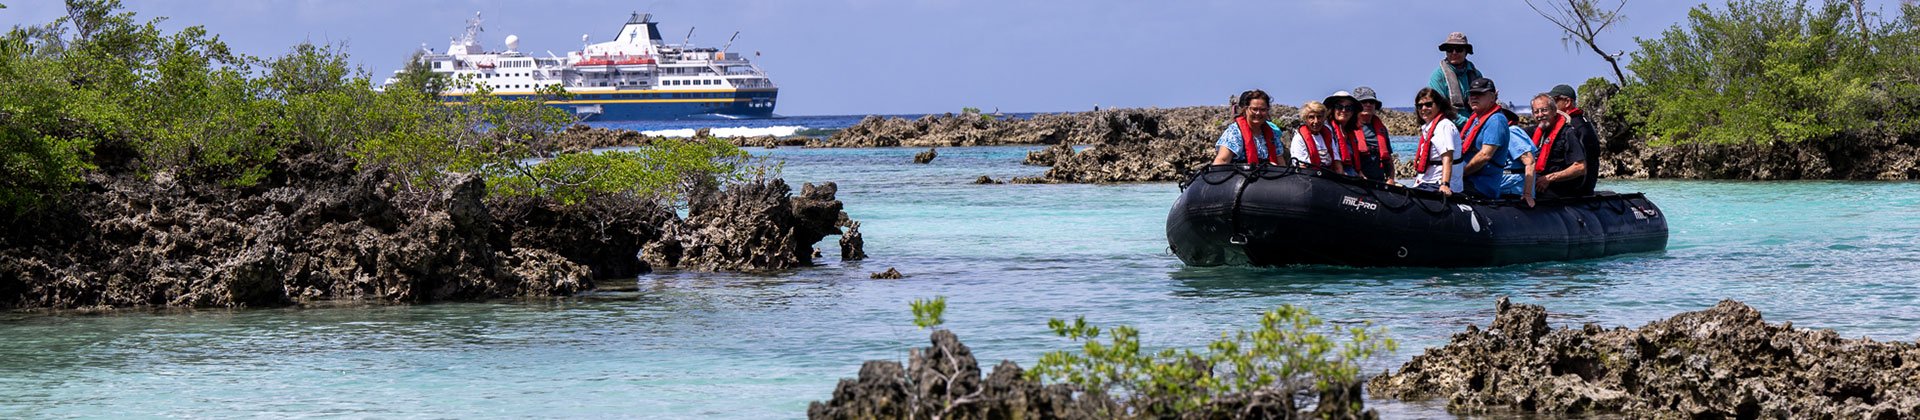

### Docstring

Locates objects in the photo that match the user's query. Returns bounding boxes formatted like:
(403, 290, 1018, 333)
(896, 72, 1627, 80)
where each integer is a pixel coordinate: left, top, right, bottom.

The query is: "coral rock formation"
(1371, 297, 1920, 417)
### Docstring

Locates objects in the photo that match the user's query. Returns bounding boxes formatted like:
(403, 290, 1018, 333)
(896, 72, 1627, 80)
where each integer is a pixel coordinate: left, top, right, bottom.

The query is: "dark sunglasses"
(1442, 46, 1468, 53)
(1416, 101, 1437, 108)
(1333, 104, 1358, 111)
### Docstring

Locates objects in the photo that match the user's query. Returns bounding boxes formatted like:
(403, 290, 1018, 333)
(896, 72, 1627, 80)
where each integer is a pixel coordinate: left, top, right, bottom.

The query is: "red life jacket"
(1459, 105, 1503, 153)
(1299, 124, 1328, 168)
(1531, 114, 1568, 172)
(1234, 116, 1282, 165)
(1413, 117, 1447, 173)
(1354, 117, 1392, 161)
(1329, 122, 1358, 169)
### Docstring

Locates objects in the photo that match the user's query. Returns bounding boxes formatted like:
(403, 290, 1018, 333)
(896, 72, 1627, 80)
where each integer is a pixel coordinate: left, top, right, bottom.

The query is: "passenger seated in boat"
(1288, 101, 1345, 173)
(1528, 93, 1589, 199)
(1350, 86, 1397, 185)
(1549, 84, 1600, 196)
(1459, 78, 1536, 206)
(1410, 88, 1464, 195)
(1500, 108, 1540, 206)
(1324, 91, 1378, 182)
(1211, 90, 1290, 166)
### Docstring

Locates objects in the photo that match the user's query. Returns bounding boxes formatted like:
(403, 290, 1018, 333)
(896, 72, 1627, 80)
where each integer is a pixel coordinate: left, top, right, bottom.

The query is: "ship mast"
(461, 12, 484, 46)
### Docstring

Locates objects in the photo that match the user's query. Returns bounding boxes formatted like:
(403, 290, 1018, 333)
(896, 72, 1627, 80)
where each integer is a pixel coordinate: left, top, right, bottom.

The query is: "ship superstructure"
(386, 12, 778, 120)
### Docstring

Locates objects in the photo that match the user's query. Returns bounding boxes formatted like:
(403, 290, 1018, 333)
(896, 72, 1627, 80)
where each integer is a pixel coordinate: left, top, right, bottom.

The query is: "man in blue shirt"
(1459, 78, 1536, 206)
(1429, 32, 1483, 125)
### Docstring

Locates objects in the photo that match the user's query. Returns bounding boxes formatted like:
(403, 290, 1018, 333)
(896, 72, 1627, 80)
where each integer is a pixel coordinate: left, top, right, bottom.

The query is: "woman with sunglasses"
(1409, 88, 1464, 195)
(1322, 91, 1373, 181)
(1428, 32, 1483, 125)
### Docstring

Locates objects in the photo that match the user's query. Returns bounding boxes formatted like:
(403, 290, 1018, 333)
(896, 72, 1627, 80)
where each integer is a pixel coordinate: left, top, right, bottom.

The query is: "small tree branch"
(1528, 0, 1630, 85)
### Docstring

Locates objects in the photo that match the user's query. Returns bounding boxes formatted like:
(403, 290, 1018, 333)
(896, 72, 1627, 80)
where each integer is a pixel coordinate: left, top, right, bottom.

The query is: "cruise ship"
(386, 12, 778, 120)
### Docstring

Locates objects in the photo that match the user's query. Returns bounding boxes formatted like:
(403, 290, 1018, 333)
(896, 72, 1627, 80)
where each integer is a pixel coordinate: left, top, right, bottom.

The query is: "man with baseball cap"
(1429, 32, 1484, 125)
(1549, 84, 1600, 195)
(1460, 78, 1537, 207)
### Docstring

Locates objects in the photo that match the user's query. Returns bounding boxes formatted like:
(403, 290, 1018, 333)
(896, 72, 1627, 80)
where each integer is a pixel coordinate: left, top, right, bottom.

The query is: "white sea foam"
(641, 125, 806, 138)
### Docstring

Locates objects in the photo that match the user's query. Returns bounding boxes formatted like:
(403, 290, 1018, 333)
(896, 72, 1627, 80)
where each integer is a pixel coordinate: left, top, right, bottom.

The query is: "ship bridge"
(579, 12, 662, 59)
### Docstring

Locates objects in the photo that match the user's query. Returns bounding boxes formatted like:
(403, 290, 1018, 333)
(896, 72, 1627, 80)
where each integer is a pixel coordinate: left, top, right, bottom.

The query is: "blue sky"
(3, 0, 1909, 115)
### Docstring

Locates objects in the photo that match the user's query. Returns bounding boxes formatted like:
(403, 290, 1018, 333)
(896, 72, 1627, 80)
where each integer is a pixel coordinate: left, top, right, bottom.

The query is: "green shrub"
(1028, 306, 1395, 416)
(485, 136, 768, 205)
(0, 0, 769, 215)
(910, 296, 947, 329)
(1617, 0, 1920, 145)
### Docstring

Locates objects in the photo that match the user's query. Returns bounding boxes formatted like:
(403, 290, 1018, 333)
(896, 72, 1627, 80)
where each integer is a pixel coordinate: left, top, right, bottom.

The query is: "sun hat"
(1438, 32, 1474, 54)
(1352, 86, 1381, 107)
(1322, 91, 1358, 109)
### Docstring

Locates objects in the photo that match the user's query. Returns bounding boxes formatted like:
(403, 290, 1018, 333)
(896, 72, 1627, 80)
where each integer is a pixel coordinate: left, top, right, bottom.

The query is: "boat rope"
(1228, 167, 1258, 245)
(1404, 186, 1457, 215)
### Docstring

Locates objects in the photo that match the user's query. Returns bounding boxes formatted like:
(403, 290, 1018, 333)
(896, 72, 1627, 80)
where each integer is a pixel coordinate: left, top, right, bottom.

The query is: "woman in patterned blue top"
(1211, 90, 1290, 165)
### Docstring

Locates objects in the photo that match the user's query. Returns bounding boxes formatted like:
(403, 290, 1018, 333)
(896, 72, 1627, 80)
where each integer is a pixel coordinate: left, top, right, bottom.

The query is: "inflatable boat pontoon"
(1167, 165, 1668, 267)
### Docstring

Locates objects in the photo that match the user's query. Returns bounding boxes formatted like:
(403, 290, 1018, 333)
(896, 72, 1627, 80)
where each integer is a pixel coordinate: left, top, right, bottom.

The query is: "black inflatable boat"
(1167, 165, 1668, 267)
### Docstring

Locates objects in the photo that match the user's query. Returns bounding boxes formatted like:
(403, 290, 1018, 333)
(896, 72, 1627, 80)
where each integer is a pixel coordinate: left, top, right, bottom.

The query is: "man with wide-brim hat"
(1429, 32, 1483, 125)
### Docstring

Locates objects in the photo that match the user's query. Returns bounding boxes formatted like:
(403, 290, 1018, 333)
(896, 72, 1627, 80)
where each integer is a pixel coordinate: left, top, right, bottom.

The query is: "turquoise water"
(3, 145, 1918, 418)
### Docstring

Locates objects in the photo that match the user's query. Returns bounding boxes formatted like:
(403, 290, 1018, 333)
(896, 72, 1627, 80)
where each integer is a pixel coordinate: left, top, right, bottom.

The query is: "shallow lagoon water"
(3, 145, 1917, 418)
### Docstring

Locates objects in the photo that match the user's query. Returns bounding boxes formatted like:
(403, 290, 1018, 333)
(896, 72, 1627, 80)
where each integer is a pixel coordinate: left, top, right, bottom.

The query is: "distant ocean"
(586, 113, 1045, 138)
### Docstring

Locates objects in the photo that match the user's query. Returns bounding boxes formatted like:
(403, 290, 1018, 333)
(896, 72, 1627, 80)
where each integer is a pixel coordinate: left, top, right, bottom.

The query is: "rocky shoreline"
(0, 147, 861, 311)
(810, 299, 1919, 418)
(808, 329, 1374, 419)
(1371, 298, 1920, 417)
